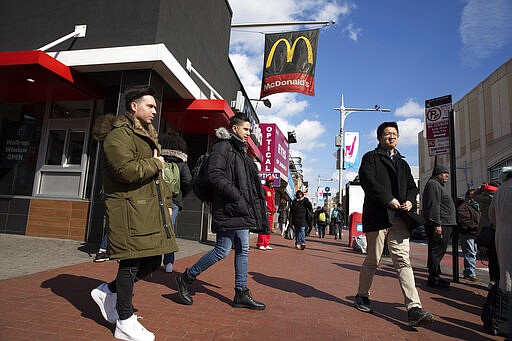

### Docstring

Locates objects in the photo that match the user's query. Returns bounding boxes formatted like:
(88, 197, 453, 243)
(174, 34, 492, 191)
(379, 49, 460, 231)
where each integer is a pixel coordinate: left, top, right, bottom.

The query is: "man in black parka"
(354, 122, 435, 327)
(175, 113, 268, 310)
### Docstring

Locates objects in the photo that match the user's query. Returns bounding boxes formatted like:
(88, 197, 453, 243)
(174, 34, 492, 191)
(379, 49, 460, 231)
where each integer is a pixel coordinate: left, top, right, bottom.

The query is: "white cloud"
(460, 0, 512, 65)
(395, 98, 423, 118)
(343, 23, 362, 42)
(396, 118, 424, 146)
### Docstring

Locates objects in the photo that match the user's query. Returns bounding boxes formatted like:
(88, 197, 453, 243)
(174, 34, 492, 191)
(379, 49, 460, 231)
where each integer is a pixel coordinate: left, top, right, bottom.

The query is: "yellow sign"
(265, 36, 313, 69)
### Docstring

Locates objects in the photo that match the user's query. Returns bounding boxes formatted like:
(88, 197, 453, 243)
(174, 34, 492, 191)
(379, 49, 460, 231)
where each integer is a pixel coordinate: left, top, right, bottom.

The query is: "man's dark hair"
(376, 121, 399, 138)
(228, 113, 251, 129)
(124, 86, 156, 112)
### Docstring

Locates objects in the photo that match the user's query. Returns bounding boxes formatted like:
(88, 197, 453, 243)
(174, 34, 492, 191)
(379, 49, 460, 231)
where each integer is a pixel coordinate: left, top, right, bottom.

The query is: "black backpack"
(191, 152, 212, 202)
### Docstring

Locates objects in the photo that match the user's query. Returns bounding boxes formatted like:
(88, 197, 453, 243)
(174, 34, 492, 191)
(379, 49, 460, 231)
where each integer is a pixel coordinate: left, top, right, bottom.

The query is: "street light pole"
(333, 94, 391, 206)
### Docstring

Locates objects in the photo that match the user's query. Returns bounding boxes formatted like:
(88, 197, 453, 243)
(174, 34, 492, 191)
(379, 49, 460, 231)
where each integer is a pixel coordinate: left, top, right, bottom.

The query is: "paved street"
(0, 232, 499, 340)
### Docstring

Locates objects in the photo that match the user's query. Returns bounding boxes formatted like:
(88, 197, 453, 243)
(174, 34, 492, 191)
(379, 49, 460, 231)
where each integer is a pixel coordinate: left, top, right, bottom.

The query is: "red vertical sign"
(259, 123, 289, 177)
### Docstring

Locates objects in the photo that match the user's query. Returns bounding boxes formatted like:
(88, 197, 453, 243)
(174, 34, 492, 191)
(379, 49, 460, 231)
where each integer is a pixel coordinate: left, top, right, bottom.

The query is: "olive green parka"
(102, 114, 178, 260)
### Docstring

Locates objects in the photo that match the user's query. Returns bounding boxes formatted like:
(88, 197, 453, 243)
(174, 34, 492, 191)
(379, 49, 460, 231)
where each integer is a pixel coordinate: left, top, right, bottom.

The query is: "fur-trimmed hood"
(215, 127, 231, 140)
(215, 127, 247, 151)
(161, 149, 188, 162)
(92, 113, 158, 142)
(91, 114, 117, 141)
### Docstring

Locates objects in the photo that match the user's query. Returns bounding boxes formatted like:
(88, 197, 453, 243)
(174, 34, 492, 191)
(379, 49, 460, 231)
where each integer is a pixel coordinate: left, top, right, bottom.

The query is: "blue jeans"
(187, 229, 249, 290)
(460, 232, 477, 277)
(295, 226, 306, 245)
(163, 203, 180, 265)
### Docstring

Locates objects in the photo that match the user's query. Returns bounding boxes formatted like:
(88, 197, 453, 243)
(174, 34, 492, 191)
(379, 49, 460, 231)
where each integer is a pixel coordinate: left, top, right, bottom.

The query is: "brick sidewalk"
(0, 233, 499, 340)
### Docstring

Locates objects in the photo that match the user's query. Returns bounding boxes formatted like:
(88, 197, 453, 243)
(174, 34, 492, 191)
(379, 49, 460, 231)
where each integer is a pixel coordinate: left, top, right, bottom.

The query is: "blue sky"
(228, 0, 512, 197)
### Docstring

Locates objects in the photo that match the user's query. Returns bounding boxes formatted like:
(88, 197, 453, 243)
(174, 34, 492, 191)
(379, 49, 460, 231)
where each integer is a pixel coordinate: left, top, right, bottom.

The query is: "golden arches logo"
(265, 36, 314, 69)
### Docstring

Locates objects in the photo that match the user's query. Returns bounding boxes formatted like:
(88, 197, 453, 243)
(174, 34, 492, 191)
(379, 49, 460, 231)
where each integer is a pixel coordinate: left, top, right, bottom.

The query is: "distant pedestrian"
(175, 113, 268, 310)
(331, 203, 343, 240)
(278, 199, 289, 237)
(456, 190, 481, 282)
(90, 86, 178, 341)
(355, 121, 434, 327)
(160, 131, 193, 273)
(421, 164, 456, 289)
(289, 190, 313, 250)
(256, 175, 276, 250)
(315, 206, 328, 238)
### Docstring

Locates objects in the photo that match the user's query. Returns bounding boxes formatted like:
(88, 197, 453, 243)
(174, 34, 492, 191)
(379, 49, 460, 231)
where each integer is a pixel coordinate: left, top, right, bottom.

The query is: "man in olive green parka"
(91, 86, 178, 341)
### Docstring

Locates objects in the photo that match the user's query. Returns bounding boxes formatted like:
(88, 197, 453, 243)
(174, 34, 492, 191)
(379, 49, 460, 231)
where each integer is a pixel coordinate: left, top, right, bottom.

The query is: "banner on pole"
(344, 132, 359, 168)
(425, 95, 452, 156)
(260, 29, 319, 98)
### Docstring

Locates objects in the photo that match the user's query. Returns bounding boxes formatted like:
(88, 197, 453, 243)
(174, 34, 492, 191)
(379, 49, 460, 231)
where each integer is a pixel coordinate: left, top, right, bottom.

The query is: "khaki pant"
(357, 217, 422, 310)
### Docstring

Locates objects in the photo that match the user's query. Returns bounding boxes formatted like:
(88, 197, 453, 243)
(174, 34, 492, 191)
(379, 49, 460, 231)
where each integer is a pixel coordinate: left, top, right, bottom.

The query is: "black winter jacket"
(289, 197, 313, 228)
(208, 127, 269, 234)
(359, 145, 418, 232)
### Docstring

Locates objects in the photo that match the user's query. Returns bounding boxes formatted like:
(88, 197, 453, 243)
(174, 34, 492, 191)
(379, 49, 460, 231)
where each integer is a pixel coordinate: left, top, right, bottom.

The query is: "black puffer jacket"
(208, 127, 269, 234)
(359, 145, 418, 232)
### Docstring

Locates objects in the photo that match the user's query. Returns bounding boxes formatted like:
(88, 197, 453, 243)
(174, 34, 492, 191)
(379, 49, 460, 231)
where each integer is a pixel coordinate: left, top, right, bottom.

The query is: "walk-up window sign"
(425, 95, 452, 156)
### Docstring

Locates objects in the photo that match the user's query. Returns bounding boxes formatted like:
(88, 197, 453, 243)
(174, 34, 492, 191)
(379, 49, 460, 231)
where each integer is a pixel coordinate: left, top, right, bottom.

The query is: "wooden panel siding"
(26, 199, 89, 241)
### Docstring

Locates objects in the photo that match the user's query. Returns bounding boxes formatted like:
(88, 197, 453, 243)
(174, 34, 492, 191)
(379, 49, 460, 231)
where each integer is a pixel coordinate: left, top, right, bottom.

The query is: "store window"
(0, 103, 44, 196)
(35, 101, 92, 198)
(490, 158, 512, 183)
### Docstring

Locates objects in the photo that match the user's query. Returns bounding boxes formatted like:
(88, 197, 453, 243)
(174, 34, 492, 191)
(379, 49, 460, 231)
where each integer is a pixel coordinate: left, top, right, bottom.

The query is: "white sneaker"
(258, 246, 266, 250)
(265, 246, 273, 250)
(91, 283, 119, 324)
(115, 314, 155, 341)
(164, 263, 173, 273)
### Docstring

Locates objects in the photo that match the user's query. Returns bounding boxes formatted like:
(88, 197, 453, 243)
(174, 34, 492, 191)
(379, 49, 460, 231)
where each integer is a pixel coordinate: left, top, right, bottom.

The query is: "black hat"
(432, 164, 449, 176)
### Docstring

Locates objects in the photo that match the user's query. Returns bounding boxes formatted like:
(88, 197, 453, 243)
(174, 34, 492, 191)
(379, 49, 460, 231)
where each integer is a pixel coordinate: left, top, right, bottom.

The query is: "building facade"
(0, 0, 285, 242)
(419, 58, 512, 196)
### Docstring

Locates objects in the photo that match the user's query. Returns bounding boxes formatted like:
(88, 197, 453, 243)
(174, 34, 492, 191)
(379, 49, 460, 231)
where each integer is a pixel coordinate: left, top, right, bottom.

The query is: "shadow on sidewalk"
(142, 270, 233, 307)
(40, 274, 115, 330)
(248, 271, 349, 305)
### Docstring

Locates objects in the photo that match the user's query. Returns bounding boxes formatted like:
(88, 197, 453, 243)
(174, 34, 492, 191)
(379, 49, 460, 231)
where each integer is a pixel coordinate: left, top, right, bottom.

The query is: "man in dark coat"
(355, 121, 434, 327)
(175, 113, 268, 310)
(421, 164, 456, 289)
(91, 86, 178, 341)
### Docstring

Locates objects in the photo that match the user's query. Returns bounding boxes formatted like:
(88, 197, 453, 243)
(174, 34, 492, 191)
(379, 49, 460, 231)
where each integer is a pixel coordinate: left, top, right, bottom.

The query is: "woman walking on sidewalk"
(289, 190, 313, 250)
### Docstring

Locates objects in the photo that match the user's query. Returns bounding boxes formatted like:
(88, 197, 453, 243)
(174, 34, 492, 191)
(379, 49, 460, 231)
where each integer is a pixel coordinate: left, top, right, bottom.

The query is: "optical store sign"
(259, 123, 289, 177)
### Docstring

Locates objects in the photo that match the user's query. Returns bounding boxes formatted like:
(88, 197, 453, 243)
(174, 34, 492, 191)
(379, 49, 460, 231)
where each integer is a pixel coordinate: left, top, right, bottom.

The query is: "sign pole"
(449, 108, 459, 283)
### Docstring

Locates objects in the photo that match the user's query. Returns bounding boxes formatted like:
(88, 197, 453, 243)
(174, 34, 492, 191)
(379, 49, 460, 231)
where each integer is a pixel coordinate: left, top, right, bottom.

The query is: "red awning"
(0, 50, 101, 102)
(162, 99, 262, 161)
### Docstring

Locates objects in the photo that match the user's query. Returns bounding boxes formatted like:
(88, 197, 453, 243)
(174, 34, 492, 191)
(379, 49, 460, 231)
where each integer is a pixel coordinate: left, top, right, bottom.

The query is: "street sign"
(425, 95, 451, 156)
(325, 187, 330, 192)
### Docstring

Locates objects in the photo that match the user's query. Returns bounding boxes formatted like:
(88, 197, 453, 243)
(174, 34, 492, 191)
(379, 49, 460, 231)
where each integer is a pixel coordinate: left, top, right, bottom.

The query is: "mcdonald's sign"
(260, 29, 319, 98)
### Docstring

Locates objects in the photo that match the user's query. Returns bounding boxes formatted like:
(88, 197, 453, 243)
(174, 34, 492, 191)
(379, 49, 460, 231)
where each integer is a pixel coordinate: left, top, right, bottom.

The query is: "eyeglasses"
(382, 132, 399, 138)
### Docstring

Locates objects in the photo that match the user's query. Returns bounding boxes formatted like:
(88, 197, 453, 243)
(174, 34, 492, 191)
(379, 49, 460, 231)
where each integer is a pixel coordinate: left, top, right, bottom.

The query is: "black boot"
(175, 269, 194, 305)
(233, 288, 265, 310)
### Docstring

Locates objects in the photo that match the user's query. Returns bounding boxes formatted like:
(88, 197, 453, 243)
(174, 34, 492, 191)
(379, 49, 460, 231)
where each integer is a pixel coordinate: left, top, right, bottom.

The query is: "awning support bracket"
(37, 25, 87, 52)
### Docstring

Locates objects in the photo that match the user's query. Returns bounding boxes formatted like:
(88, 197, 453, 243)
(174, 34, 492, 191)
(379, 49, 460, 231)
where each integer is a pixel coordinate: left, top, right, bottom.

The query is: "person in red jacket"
(256, 175, 276, 250)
